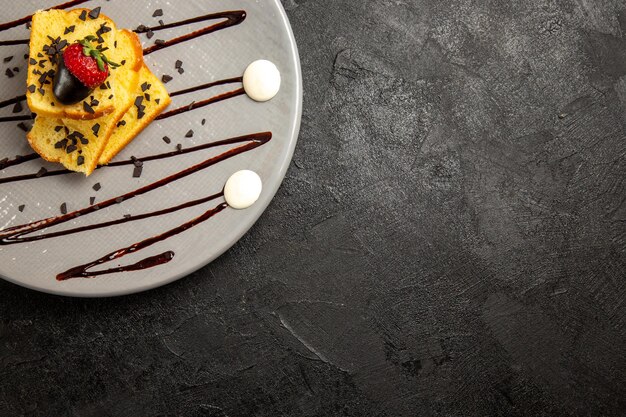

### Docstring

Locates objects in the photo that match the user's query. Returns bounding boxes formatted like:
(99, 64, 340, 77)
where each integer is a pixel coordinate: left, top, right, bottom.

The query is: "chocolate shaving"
(88, 7, 101, 19)
(83, 102, 95, 114)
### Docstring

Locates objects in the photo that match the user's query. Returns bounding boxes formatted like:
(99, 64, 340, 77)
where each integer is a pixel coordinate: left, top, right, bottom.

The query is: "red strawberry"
(52, 36, 119, 105)
(63, 42, 109, 88)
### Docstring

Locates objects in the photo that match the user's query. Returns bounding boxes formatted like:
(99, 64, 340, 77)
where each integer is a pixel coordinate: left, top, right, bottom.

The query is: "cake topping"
(53, 36, 120, 105)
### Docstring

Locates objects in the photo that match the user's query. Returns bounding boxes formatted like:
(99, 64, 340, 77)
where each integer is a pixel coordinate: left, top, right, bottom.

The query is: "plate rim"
(0, 0, 303, 297)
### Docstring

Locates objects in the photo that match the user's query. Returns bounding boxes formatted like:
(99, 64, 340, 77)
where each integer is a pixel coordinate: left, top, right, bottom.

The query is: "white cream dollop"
(224, 170, 262, 209)
(243, 60, 281, 102)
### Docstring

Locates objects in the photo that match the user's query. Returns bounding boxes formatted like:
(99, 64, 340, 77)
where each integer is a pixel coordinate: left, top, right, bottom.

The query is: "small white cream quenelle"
(243, 60, 281, 102)
(224, 170, 262, 209)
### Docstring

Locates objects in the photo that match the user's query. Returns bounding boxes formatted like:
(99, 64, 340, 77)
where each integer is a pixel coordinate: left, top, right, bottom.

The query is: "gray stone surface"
(1, 0, 626, 415)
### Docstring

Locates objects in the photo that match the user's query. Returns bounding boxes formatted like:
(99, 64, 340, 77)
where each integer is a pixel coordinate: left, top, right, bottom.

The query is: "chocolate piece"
(18, 205, 25, 212)
(83, 102, 95, 114)
(36, 167, 47, 177)
(162, 136, 171, 144)
(153, 9, 163, 17)
(12, 101, 22, 113)
(93, 183, 101, 191)
(161, 74, 173, 83)
(5, 68, 14, 78)
(175, 60, 183, 69)
(91, 123, 100, 136)
(79, 10, 87, 21)
(133, 165, 143, 178)
(3, 56, 12, 63)
(60, 203, 67, 214)
(88, 7, 101, 19)
(90, 197, 96, 205)
(77, 155, 84, 166)
(185, 129, 194, 138)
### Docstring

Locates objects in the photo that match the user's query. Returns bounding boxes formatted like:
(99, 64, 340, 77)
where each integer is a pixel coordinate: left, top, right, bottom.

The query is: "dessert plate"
(0, 0, 302, 296)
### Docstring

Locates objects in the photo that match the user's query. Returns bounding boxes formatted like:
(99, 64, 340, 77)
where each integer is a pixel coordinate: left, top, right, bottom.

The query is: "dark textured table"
(2, 1, 626, 416)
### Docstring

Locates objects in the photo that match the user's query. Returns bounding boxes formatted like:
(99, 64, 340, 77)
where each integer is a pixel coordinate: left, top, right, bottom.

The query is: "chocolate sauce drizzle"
(0, 5, 270, 281)
(0, 132, 271, 245)
(140, 11, 246, 55)
(0, 76, 245, 179)
(0, 0, 92, 33)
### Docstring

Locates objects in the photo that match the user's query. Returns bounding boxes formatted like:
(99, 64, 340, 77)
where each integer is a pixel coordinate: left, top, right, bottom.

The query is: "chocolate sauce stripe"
(5, 191, 223, 245)
(57, 202, 228, 280)
(0, 128, 260, 184)
(0, 94, 26, 109)
(0, 131, 271, 243)
(141, 10, 246, 55)
(157, 88, 245, 120)
(0, 0, 92, 33)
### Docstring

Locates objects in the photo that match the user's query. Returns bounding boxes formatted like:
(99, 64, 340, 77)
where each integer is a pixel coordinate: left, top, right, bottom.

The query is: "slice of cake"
(27, 30, 144, 175)
(98, 64, 172, 165)
(26, 8, 118, 120)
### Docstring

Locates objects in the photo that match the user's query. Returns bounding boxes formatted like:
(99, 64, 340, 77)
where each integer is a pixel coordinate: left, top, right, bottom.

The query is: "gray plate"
(0, 0, 302, 296)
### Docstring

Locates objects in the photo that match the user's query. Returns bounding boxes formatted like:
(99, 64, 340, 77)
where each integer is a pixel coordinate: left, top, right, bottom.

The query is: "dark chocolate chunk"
(5, 68, 14, 78)
(54, 139, 66, 149)
(155, 39, 165, 46)
(80, 137, 89, 145)
(17, 122, 29, 132)
(123, 214, 131, 219)
(91, 99, 99, 107)
(3, 56, 13, 63)
(66, 145, 77, 154)
(83, 102, 95, 114)
(38, 87, 45, 95)
(64, 25, 75, 34)
(117, 120, 126, 127)
(93, 183, 101, 191)
(155, 98, 161, 104)
(176, 143, 182, 152)
(36, 167, 47, 177)
(146, 30, 154, 39)
(54, 125, 64, 132)
(161, 74, 173, 83)
(153, 9, 163, 17)
(88, 7, 101, 19)
(132, 165, 143, 178)
(162, 136, 171, 144)
(12, 101, 22, 113)
(159, 20, 164, 26)
(108, 94, 114, 100)
(185, 129, 194, 138)
(201, 119, 206, 125)
(177, 67, 184, 75)
(79, 10, 87, 21)
(120, 59, 126, 65)
(29, 58, 37, 65)
(57, 40, 67, 50)
(13, 67, 19, 73)
(18, 205, 25, 212)
(141, 82, 149, 92)
(134, 96, 144, 107)
(77, 155, 85, 166)
(60, 203, 67, 214)
(90, 197, 96, 205)
(136, 24, 148, 33)
(175, 60, 183, 69)
(144, 93, 151, 101)
(91, 123, 101, 137)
